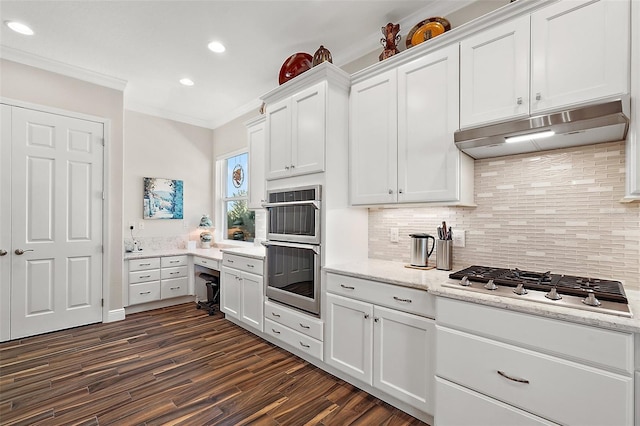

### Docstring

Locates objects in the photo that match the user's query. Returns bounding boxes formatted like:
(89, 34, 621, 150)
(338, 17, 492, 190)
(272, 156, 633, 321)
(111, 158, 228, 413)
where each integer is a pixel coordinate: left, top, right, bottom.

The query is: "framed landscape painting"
(143, 177, 184, 219)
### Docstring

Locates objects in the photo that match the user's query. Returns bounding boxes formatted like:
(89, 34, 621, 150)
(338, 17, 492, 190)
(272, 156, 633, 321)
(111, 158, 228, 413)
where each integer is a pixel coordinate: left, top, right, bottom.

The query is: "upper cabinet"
(246, 116, 266, 209)
(261, 63, 350, 181)
(350, 44, 474, 205)
(461, 0, 630, 129)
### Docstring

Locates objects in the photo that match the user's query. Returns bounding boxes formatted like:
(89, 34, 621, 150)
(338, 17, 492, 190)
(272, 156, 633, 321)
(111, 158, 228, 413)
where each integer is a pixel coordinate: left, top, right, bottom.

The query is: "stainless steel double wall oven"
(262, 185, 321, 315)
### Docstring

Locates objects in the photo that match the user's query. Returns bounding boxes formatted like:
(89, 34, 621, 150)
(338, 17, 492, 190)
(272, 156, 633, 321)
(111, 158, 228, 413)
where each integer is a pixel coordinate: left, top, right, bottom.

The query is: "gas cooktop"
(445, 266, 631, 318)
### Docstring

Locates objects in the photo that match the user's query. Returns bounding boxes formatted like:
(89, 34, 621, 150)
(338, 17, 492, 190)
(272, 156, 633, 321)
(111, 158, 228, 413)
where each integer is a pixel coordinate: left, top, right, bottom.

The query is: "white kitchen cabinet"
(325, 273, 436, 414)
(460, 15, 530, 128)
(246, 116, 266, 209)
(221, 253, 263, 332)
(127, 255, 189, 305)
(530, 0, 629, 113)
(625, 0, 640, 200)
(435, 297, 635, 426)
(264, 300, 324, 361)
(350, 44, 473, 205)
(265, 82, 325, 180)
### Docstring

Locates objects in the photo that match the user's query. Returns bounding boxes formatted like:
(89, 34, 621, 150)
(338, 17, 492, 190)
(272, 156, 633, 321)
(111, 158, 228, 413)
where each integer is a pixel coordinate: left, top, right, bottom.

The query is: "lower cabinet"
(221, 253, 264, 332)
(264, 300, 324, 361)
(436, 297, 635, 426)
(325, 273, 436, 414)
(127, 255, 189, 305)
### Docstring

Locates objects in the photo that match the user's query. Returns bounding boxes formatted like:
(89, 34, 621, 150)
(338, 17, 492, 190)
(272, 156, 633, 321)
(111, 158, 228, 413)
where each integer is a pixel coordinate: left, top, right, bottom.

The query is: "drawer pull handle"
(139, 275, 151, 279)
(299, 342, 310, 348)
(140, 263, 151, 266)
(299, 323, 310, 329)
(393, 296, 412, 303)
(201, 260, 208, 264)
(170, 287, 180, 290)
(340, 284, 355, 290)
(272, 328, 281, 335)
(497, 370, 530, 384)
(227, 259, 234, 263)
(247, 264, 254, 268)
(140, 291, 151, 295)
(170, 272, 180, 275)
(271, 312, 281, 318)
(170, 260, 179, 263)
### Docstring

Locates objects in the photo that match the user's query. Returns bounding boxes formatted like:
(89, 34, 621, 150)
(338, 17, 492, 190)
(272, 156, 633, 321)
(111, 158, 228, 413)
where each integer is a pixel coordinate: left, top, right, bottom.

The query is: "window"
(221, 151, 255, 242)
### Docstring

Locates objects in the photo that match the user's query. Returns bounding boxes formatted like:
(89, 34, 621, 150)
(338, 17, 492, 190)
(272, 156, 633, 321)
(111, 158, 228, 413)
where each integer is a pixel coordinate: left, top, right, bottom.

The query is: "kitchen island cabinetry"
(460, 0, 629, 129)
(350, 44, 473, 206)
(221, 253, 263, 332)
(435, 297, 635, 426)
(325, 273, 436, 414)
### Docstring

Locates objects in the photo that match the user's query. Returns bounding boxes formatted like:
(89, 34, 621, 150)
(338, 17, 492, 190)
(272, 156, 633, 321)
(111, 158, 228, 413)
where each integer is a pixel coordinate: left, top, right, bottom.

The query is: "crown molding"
(0, 46, 127, 91)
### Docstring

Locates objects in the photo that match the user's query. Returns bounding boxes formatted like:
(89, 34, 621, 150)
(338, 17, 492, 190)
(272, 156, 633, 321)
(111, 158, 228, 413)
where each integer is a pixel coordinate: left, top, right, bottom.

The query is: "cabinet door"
(350, 69, 398, 205)
(247, 118, 266, 209)
(460, 15, 530, 128)
(221, 267, 241, 320)
(265, 97, 292, 180)
(291, 82, 326, 176)
(397, 44, 461, 203)
(373, 306, 435, 413)
(240, 271, 263, 332)
(325, 293, 373, 384)
(531, 0, 629, 113)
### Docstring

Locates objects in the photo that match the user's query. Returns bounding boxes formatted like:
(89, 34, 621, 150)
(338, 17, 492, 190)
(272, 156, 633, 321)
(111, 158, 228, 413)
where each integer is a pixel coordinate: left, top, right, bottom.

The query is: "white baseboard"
(106, 308, 126, 323)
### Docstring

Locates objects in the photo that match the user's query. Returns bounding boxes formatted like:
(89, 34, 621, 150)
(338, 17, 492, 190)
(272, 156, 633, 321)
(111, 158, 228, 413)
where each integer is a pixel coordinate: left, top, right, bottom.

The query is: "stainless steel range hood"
(454, 98, 630, 159)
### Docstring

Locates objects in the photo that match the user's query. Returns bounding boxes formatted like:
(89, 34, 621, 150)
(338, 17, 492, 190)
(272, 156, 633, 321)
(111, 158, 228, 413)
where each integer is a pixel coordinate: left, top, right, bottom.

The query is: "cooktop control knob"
(460, 276, 471, 286)
(484, 279, 497, 290)
(513, 283, 528, 295)
(582, 290, 602, 307)
(545, 286, 562, 300)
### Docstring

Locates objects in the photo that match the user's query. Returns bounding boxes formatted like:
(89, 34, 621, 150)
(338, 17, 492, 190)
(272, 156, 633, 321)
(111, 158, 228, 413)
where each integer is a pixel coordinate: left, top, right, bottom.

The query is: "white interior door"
(0, 105, 12, 341)
(9, 106, 104, 339)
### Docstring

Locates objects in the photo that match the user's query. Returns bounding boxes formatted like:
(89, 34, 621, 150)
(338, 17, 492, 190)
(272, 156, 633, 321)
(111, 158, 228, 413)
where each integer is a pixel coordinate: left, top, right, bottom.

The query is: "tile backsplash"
(368, 141, 640, 290)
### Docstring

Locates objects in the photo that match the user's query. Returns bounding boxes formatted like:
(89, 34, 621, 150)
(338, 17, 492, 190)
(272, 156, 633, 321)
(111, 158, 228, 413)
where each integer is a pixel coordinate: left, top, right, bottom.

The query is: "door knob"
(0, 249, 7, 256)
(14, 249, 34, 255)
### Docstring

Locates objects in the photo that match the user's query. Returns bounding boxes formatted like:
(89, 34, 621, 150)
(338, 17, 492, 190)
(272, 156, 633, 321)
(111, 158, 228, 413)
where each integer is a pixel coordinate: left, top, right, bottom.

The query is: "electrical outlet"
(452, 229, 466, 248)
(390, 227, 399, 243)
(128, 221, 136, 230)
(138, 221, 145, 230)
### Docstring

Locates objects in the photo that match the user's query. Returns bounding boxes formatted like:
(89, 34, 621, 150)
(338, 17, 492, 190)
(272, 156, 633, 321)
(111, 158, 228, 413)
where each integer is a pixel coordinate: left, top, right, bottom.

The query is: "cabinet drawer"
(194, 256, 219, 270)
(129, 269, 161, 284)
(264, 318, 323, 361)
(437, 298, 634, 373)
(436, 326, 634, 426)
(223, 253, 263, 274)
(264, 300, 323, 340)
(129, 257, 160, 272)
(326, 273, 435, 318)
(161, 277, 189, 299)
(129, 281, 160, 305)
(435, 377, 555, 426)
(161, 266, 188, 279)
(161, 255, 188, 268)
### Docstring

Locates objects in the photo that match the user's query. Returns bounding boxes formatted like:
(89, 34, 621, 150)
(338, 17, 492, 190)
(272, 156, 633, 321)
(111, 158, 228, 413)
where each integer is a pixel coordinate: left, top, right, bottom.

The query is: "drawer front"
(436, 326, 634, 426)
(326, 273, 435, 318)
(264, 318, 323, 361)
(129, 269, 161, 284)
(194, 256, 219, 269)
(437, 297, 634, 373)
(223, 253, 263, 275)
(161, 277, 189, 299)
(129, 281, 161, 305)
(435, 377, 555, 426)
(264, 300, 323, 340)
(129, 257, 161, 272)
(161, 266, 188, 280)
(161, 255, 188, 268)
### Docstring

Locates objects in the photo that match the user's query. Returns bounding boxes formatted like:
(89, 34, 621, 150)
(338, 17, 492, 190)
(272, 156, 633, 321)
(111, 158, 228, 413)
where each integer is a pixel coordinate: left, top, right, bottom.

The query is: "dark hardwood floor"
(0, 303, 428, 425)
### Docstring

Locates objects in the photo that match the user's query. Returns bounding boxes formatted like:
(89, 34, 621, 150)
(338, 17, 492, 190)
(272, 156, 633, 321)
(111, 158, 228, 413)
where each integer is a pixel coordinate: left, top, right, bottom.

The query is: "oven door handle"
(261, 241, 320, 255)
(261, 200, 320, 209)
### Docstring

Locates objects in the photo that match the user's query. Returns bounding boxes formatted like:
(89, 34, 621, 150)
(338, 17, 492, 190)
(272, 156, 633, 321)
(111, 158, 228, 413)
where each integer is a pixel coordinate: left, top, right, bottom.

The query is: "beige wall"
(123, 110, 214, 245)
(0, 58, 125, 310)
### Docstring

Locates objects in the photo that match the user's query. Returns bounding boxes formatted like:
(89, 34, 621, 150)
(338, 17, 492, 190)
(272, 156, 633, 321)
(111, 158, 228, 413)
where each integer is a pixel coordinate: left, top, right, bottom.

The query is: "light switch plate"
(390, 227, 399, 243)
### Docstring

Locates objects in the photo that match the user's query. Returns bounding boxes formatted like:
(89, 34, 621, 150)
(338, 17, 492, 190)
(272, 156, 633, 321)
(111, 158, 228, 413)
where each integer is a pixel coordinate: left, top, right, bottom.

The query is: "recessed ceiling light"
(5, 20, 34, 35)
(179, 78, 194, 86)
(207, 41, 225, 53)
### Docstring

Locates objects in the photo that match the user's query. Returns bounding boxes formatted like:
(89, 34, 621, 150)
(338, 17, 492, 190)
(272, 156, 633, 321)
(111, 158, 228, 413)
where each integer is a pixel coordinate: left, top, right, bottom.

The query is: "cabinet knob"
(290, 164, 295, 169)
(398, 189, 403, 194)
(374, 317, 380, 323)
(535, 92, 541, 101)
(285, 165, 290, 170)
(388, 189, 393, 195)
(364, 314, 370, 319)
(517, 97, 523, 105)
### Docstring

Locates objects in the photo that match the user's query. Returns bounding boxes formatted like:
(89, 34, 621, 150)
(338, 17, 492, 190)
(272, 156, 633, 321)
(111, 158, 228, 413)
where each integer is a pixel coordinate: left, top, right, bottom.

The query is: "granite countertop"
(324, 259, 640, 334)
(123, 245, 265, 262)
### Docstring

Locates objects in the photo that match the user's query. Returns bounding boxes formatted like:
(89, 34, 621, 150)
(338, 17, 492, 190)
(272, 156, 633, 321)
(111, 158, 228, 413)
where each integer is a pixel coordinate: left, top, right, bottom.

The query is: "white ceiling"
(0, 1, 472, 129)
